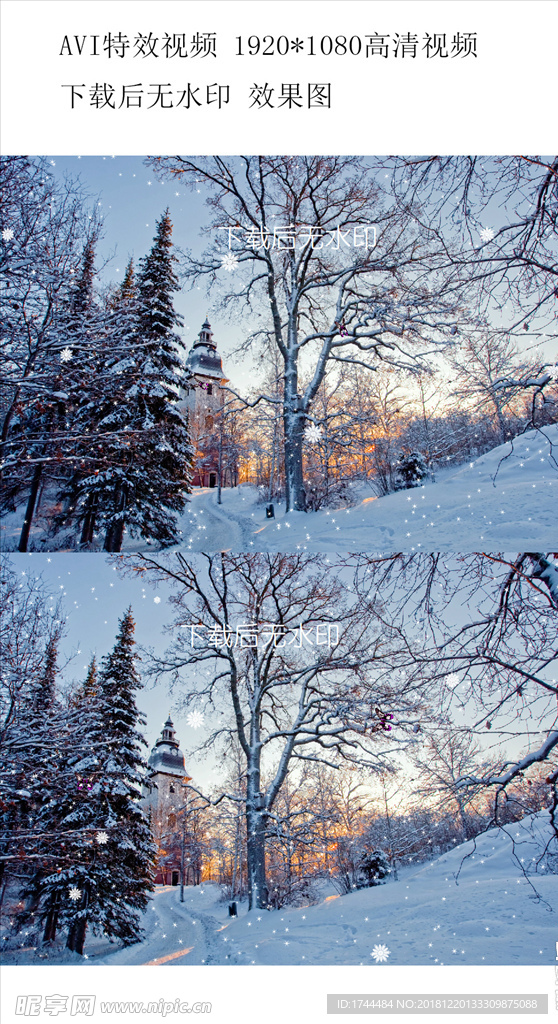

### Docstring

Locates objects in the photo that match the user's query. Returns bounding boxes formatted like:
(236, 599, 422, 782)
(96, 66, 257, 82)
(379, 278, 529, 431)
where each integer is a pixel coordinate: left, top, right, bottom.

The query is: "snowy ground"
(2, 425, 556, 553)
(3, 813, 557, 967)
(176, 425, 558, 553)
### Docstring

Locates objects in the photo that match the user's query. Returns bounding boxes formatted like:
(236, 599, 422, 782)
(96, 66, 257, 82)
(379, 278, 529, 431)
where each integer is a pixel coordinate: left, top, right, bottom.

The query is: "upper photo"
(1, 155, 556, 553)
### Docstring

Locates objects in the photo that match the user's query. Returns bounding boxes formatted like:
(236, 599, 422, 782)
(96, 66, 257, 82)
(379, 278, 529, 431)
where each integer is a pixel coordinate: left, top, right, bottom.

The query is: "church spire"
(186, 318, 228, 382)
(196, 317, 214, 349)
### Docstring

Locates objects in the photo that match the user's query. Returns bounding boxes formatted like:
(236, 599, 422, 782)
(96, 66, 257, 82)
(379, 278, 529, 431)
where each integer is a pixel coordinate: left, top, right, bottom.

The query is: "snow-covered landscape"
(175, 425, 558, 553)
(2, 424, 556, 553)
(2, 153, 557, 1016)
(2, 813, 556, 967)
(2, 155, 557, 555)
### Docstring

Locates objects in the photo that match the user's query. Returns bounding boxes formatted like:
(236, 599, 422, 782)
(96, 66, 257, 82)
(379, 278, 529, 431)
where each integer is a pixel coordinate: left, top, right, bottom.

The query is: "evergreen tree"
(395, 451, 428, 490)
(55, 217, 194, 552)
(359, 848, 390, 887)
(69, 237, 97, 315)
(26, 610, 155, 955)
(118, 257, 136, 305)
(100, 210, 193, 551)
(53, 275, 140, 548)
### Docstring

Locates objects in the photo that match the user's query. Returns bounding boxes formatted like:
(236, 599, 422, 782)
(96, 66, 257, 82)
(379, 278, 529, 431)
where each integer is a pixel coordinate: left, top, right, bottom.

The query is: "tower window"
(207, 385, 213, 395)
(169, 785, 175, 794)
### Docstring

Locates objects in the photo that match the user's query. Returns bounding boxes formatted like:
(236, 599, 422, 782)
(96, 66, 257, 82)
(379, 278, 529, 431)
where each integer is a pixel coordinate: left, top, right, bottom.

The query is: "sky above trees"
(44, 154, 557, 393)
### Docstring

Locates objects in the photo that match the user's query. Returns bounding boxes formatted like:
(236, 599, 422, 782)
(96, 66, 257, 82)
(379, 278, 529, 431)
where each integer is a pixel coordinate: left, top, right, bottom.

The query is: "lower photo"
(1, 550, 557, 971)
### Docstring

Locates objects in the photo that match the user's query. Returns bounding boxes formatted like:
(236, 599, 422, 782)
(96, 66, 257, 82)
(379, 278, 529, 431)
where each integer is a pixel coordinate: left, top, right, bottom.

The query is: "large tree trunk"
(246, 805, 269, 910)
(283, 335, 307, 512)
(18, 462, 43, 551)
(103, 482, 127, 552)
(66, 915, 87, 955)
(80, 493, 98, 545)
(42, 899, 60, 944)
(283, 407, 306, 512)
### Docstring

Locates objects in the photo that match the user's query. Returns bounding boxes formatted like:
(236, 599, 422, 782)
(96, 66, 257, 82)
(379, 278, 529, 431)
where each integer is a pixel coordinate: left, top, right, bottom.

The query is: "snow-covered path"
(91, 886, 225, 966)
(177, 488, 255, 551)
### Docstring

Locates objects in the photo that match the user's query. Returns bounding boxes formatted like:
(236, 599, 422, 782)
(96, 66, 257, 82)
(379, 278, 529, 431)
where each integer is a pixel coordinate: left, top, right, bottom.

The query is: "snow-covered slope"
(5, 812, 556, 966)
(2, 425, 556, 553)
(179, 425, 558, 553)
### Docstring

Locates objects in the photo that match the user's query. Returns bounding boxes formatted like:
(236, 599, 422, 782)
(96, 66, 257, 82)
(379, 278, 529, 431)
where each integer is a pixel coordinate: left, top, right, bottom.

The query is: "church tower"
(142, 716, 191, 813)
(183, 318, 231, 488)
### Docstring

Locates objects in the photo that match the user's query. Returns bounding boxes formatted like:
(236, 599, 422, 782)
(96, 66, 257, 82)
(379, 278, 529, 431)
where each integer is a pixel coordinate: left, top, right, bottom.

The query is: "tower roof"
(186, 318, 228, 382)
(147, 715, 187, 777)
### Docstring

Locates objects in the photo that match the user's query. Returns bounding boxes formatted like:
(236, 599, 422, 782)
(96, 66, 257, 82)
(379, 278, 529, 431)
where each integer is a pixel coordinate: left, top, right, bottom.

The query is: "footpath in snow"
(5, 812, 556, 967)
(177, 425, 558, 553)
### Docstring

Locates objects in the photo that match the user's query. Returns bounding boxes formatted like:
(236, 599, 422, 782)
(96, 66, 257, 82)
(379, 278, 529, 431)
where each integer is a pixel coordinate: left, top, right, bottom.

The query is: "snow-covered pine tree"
(15, 230, 106, 551)
(358, 848, 390, 886)
(17, 654, 105, 944)
(0, 564, 67, 902)
(104, 211, 193, 551)
(63, 609, 154, 953)
(20, 612, 155, 954)
(52, 258, 141, 547)
(0, 156, 103, 549)
(395, 451, 428, 490)
(57, 216, 194, 551)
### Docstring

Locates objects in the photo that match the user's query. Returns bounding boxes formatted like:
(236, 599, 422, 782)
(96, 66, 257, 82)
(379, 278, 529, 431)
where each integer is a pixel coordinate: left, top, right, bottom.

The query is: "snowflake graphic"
(96, 831, 109, 845)
(546, 364, 558, 382)
(187, 710, 205, 730)
(153, 596, 161, 604)
(2, 227, 14, 242)
(68, 887, 82, 902)
(479, 227, 495, 243)
(304, 424, 323, 444)
(220, 252, 239, 273)
(445, 672, 460, 689)
(371, 943, 391, 963)
(60, 347, 73, 363)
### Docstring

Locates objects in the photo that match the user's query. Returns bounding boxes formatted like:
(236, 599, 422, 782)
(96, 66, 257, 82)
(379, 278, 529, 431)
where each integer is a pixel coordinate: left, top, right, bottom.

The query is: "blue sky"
(45, 154, 557, 382)
(48, 154, 246, 383)
(8, 550, 200, 771)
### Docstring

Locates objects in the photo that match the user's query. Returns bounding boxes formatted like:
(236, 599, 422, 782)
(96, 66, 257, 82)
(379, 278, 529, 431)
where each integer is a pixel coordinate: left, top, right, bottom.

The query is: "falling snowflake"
(60, 347, 73, 363)
(546, 364, 558, 382)
(153, 596, 161, 604)
(220, 252, 239, 273)
(371, 943, 390, 963)
(479, 227, 495, 243)
(68, 887, 82, 902)
(304, 424, 323, 444)
(445, 672, 460, 689)
(187, 710, 205, 730)
(2, 228, 14, 242)
(96, 831, 109, 845)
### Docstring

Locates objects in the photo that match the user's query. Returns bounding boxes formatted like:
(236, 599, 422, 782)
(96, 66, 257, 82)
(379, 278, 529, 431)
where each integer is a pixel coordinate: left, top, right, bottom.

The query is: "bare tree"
(126, 551, 428, 909)
(448, 332, 541, 443)
(388, 156, 558, 330)
(148, 156, 461, 511)
(410, 728, 492, 840)
(355, 552, 558, 836)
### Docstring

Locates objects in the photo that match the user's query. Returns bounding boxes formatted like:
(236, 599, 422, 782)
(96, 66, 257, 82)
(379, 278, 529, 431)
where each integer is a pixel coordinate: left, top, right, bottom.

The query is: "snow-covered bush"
(265, 868, 321, 909)
(358, 848, 391, 886)
(304, 476, 355, 511)
(394, 451, 429, 490)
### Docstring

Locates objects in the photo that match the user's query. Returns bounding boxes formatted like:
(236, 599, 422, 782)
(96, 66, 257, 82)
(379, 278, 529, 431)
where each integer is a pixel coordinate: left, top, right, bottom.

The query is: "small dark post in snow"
(228, 902, 238, 917)
(266, 504, 275, 519)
